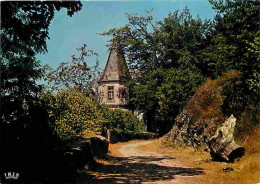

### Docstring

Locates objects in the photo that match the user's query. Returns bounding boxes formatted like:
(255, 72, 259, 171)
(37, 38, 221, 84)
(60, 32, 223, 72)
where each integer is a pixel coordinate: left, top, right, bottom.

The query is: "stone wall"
(89, 136, 109, 158)
(64, 135, 109, 172)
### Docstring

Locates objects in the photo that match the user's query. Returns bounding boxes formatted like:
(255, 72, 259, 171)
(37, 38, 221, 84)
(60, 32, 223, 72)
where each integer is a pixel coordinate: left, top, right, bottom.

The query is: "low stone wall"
(89, 136, 109, 158)
(102, 128, 159, 143)
(63, 135, 109, 172)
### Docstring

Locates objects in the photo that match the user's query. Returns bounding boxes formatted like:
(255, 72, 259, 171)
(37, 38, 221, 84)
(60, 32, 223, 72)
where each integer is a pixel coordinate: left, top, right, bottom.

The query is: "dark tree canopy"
(206, 0, 260, 116)
(0, 2, 82, 182)
(1, 1, 82, 123)
(1, 1, 82, 54)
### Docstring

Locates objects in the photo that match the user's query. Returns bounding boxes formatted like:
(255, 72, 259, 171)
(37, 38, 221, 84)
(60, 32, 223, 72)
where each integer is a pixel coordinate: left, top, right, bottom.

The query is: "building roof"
(100, 42, 130, 82)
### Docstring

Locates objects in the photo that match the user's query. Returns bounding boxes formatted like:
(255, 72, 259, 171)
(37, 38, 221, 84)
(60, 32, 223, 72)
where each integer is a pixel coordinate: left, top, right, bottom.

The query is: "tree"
(205, 0, 260, 116)
(101, 8, 210, 133)
(0, 1, 82, 181)
(101, 8, 213, 75)
(44, 44, 100, 93)
(129, 68, 202, 133)
(1, 1, 82, 125)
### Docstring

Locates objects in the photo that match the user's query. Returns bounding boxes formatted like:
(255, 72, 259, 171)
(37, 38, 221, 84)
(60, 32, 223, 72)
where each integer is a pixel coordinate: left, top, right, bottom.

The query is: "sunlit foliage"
(102, 108, 144, 133)
(41, 89, 105, 140)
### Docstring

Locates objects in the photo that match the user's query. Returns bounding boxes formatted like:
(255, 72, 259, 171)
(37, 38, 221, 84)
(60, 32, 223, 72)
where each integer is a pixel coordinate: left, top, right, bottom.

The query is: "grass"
(140, 125, 260, 184)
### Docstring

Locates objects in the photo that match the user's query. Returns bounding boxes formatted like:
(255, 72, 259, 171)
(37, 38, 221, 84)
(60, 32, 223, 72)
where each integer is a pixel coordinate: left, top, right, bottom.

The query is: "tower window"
(108, 86, 114, 101)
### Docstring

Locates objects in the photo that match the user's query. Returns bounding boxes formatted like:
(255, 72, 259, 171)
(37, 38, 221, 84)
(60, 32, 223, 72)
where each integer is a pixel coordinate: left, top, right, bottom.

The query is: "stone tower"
(98, 42, 130, 108)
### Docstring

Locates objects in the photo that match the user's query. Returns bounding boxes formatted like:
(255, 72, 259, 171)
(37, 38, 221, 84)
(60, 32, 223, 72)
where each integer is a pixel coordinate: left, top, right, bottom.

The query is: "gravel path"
(77, 140, 204, 183)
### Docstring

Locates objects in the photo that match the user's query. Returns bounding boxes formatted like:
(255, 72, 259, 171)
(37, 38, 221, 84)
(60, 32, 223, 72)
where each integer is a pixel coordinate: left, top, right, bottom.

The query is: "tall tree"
(101, 8, 211, 133)
(129, 68, 202, 133)
(101, 8, 213, 75)
(0, 1, 82, 181)
(205, 0, 260, 116)
(1, 1, 82, 124)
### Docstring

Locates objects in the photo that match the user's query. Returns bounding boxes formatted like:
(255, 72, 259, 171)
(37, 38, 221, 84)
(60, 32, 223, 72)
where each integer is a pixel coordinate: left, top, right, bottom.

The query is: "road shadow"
(76, 155, 204, 183)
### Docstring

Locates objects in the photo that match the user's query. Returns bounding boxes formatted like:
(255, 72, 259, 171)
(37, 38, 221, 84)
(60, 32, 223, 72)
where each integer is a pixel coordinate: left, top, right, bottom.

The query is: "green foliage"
(157, 69, 203, 117)
(235, 107, 259, 140)
(41, 89, 105, 141)
(205, 0, 260, 116)
(102, 109, 144, 133)
(128, 68, 203, 133)
(101, 8, 211, 133)
(1, 1, 82, 181)
(102, 1, 259, 135)
(1, 1, 82, 125)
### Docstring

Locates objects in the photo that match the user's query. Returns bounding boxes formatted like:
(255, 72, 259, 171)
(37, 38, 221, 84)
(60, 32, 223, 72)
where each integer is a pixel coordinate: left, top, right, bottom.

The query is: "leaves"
(43, 44, 100, 93)
(101, 1, 259, 134)
(102, 108, 143, 133)
(41, 89, 105, 140)
(206, 0, 260, 116)
(1, 1, 82, 124)
(101, 8, 209, 133)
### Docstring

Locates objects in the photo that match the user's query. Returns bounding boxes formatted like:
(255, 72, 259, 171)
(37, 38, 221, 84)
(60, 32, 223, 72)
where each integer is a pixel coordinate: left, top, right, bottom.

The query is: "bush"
(41, 89, 105, 140)
(107, 129, 158, 143)
(187, 70, 241, 127)
(102, 108, 144, 133)
(186, 70, 259, 141)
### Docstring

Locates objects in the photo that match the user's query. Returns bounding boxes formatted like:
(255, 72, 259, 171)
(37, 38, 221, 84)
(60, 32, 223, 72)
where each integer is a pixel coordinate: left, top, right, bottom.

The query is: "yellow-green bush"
(102, 108, 144, 133)
(41, 89, 105, 140)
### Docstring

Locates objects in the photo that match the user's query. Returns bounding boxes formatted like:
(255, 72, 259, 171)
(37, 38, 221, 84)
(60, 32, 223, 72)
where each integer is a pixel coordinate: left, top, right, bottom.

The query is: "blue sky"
(37, 0, 216, 70)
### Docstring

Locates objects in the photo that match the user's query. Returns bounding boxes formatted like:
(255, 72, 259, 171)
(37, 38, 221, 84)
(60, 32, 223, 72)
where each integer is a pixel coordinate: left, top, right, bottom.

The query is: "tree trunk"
(146, 109, 156, 132)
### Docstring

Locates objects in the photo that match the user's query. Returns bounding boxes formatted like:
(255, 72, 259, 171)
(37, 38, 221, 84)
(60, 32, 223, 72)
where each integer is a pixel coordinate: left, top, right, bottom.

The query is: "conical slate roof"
(100, 42, 130, 82)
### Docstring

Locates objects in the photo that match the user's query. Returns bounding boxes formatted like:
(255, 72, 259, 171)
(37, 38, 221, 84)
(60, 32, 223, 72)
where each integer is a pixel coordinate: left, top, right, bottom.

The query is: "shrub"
(186, 70, 259, 141)
(102, 108, 144, 133)
(187, 70, 241, 127)
(41, 89, 105, 140)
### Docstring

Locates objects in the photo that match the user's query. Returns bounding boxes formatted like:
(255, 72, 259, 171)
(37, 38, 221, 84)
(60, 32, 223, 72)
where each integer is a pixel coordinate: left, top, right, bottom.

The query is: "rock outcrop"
(208, 115, 245, 162)
(164, 109, 217, 147)
(164, 73, 245, 162)
(164, 114, 245, 162)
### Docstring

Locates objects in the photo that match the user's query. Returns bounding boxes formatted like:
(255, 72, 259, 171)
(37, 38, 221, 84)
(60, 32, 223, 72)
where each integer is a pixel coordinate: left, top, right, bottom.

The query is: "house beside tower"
(98, 41, 130, 108)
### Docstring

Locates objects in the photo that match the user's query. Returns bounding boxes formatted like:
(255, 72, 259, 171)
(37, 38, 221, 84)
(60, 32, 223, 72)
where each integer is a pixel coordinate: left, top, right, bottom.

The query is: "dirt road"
(76, 140, 204, 183)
